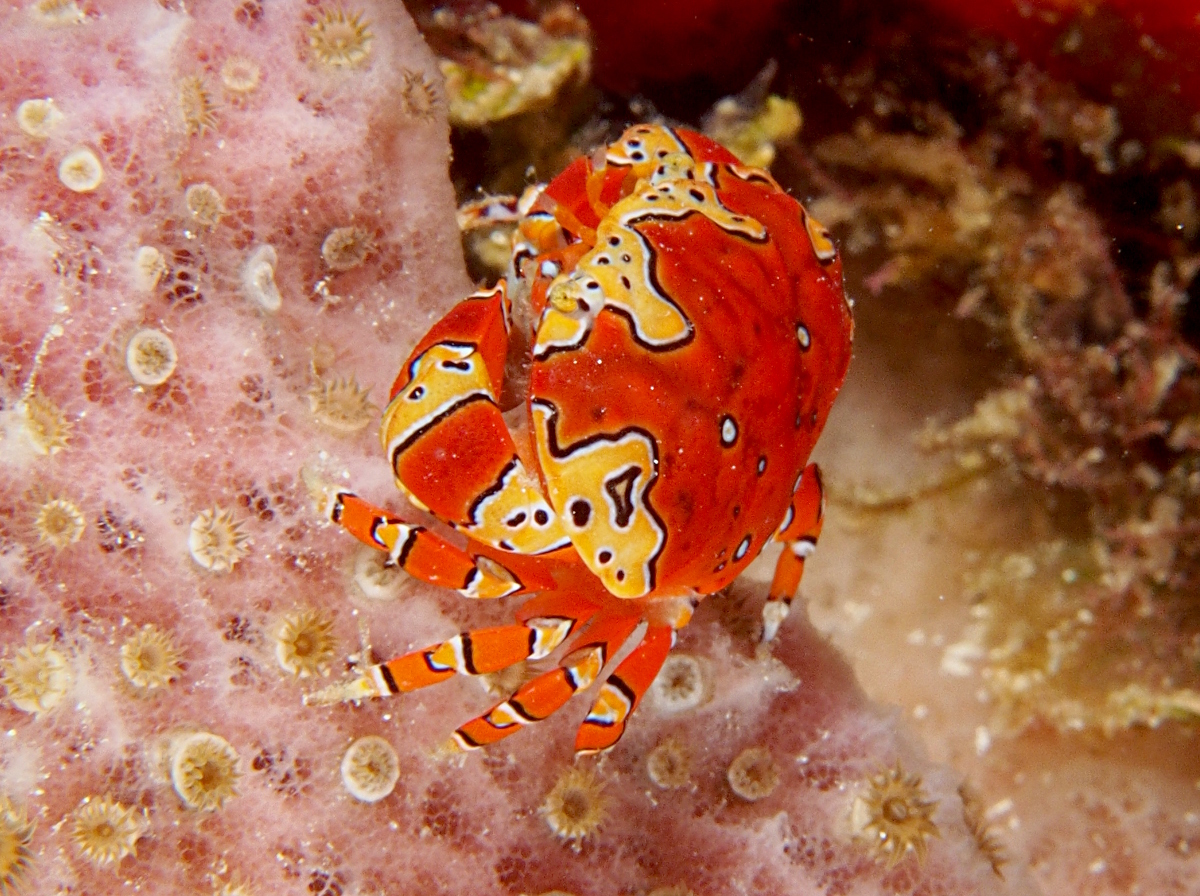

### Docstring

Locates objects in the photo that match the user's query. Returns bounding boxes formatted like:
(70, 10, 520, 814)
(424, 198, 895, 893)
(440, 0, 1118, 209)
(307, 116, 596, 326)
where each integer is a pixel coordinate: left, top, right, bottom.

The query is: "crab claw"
(303, 672, 385, 707)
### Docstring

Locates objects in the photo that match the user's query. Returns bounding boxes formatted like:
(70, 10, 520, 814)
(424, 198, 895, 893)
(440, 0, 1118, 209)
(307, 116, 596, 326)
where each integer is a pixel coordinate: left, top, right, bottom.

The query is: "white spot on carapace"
(720, 415, 738, 446)
(734, 534, 752, 561)
(540, 259, 560, 278)
(796, 323, 811, 350)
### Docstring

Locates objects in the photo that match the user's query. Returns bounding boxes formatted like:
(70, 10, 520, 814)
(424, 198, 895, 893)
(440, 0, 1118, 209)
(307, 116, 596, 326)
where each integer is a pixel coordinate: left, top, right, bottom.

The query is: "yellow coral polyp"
(125, 329, 178, 386)
(726, 746, 780, 801)
(320, 226, 375, 271)
(540, 766, 606, 845)
(16, 98, 63, 138)
(185, 182, 225, 228)
(34, 496, 86, 549)
(399, 70, 439, 120)
(188, 507, 251, 573)
(221, 56, 262, 95)
(646, 738, 691, 789)
(851, 763, 940, 867)
(308, 376, 376, 434)
(30, 0, 83, 25)
(170, 732, 241, 811)
(309, 7, 373, 68)
(119, 625, 183, 690)
(20, 391, 71, 454)
(0, 795, 35, 894)
(647, 653, 709, 714)
(1, 640, 72, 715)
(179, 75, 219, 135)
(275, 608, 337, 677)
(340, 735, 400, 802)
(58, 147, 103, 192)
(70, 796, 145, 866)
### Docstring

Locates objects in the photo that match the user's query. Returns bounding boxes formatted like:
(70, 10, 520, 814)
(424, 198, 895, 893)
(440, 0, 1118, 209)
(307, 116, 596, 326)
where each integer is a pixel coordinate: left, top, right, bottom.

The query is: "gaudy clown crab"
(312, 124, 853, 754)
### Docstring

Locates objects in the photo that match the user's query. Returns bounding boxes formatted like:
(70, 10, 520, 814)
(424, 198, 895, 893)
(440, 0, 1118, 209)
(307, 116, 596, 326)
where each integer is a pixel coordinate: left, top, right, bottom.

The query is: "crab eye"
(407, 385, 425, 400)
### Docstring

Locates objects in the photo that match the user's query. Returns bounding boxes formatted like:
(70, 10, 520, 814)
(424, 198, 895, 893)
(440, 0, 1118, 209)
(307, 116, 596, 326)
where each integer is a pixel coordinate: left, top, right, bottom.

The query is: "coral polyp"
(133, 245, 167, 291)
(125, 329, 178, 386)
(726, 746, 780, 802)
(70, 796, 145, 866)
(647, 654, 709, 714)
(241, 245, 282, 312)
(398, 70, 439, 120)
(275, 608, 337, 677)
(646, 738, 691, 789)
(351, 546, 405, 601)
(540, 767, 607, 846)
(119, 625, 184, 690)
(30, 0, 84, 25)
(179, 76, 219, 135)
(0, 795, 35, 894)
(188, 507, 251, 573)
(851, 763, 940, 867)
(185, 182, 225, 228)
(307, 376, 376, 434)
(309, 7, 373, 68)
(16, 98, 62, 138)
(320, 226, 375, 271)
(959, 783, 1007, 878)
(170, 732, 241, 810)
(33, 496, 86, 549)
(20, 391, 71, 454)
(220, 56, 262, 95)
(1, 640, 72, 715)
(58, 147, 104, 192)
(340, 735, 400, 803)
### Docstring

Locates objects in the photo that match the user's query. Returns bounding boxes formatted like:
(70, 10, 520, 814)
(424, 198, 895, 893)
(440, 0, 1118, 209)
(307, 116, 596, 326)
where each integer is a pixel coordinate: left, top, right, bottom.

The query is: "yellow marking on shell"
(380, 342, 493, 458)
(606, 125, 688, 180)
(803, 209, 837, 263)
(725, 162, 784, 191)
(534, 150, 766, 357)
(532, 401, 665, 598)
(466, 460, 569, 554)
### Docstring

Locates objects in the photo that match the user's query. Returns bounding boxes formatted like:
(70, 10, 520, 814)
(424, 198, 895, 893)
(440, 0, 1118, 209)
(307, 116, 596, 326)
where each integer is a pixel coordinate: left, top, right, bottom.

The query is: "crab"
(312, 124, 853, 754)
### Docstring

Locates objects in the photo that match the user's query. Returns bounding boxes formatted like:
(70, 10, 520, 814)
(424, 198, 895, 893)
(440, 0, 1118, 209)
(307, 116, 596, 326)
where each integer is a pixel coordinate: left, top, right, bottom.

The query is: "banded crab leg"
(306, 592, 600, 707)
(451, 610, 644, 751)
(761, 463, 826, 642)
(574, 623, 674, 754)
(328, 490, 552, 599)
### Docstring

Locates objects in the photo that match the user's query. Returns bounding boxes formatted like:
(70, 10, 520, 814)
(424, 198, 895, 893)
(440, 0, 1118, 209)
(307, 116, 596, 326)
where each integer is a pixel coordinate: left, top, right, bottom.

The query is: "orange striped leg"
(329, 491, 543, 599)
(575, 623, 674, 754)
(762, 463, 825, 642)
(451, 611, 642, 751)
(307, 593, 600, 708)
